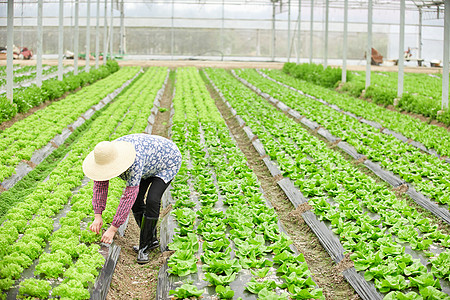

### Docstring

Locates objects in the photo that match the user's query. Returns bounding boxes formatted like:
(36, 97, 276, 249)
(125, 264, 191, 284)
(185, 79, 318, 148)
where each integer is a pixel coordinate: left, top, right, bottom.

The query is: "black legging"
(131, 177, 170, 218)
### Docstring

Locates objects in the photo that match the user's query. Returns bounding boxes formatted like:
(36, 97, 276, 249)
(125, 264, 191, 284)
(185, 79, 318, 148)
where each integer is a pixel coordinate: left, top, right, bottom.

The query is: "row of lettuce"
(235, 68, 450, 213)
(0, 64, 137, 197)
(0, 65, 60, 87)
(205, 67, 450, 299)
(0, 64, 36, 77)
(0, 67, 168, 299)
(283, 63, 450, 126)
(0, 60, 120, 124)
(263, 68, 450, 159)
(166, 67, 324, 299)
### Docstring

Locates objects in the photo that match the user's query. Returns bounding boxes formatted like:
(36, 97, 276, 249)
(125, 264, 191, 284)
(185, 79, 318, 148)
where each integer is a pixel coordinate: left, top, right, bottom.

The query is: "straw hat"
(82, 140, 136, 181)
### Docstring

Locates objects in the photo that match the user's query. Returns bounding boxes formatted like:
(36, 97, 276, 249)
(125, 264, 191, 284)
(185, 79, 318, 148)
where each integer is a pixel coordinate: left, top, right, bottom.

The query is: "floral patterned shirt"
(92, 134, 181, 228)
(117, 134, 182, 186)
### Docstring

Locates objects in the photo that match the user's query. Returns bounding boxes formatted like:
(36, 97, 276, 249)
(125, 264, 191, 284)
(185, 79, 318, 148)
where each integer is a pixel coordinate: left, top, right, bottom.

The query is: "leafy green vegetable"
(34, 261, 64, 279)
(245, 278, 277, 294)
(0, 262, 24, 279)
(19, 278, 52, 299)
(257, 288, 289, 300)
(430, 250, 450, 280)
(215, 285, 234, 299)
(52, 280, 90, 300)
(167, 250, 198, 277)
(419, 286, 450, 300)
(374, 275, 408, 293)
(383, 291, 422, 300)
(204, 272, 237, 286)
(0, 277, 14, 291)
(168, 282, 204, 298)
(251, 266, 271, 278)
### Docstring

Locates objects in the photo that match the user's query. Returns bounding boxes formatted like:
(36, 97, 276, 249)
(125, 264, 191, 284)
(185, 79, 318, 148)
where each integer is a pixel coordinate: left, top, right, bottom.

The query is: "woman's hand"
(101, 226, 118, 244)
(89, 214, 103, 234)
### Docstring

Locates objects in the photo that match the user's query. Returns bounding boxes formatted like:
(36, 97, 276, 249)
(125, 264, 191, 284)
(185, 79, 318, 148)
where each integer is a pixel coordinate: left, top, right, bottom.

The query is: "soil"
(106, 69, 175, 300)
(206, 76, 361, 300)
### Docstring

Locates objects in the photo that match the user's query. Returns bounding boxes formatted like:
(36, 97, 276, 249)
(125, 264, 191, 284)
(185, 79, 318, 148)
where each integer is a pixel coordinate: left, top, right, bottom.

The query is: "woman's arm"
(89, 181, 109, 234)
(92, 180, 109, 214)
(111, 185, 140, 228)
(100, 186, 139, 244)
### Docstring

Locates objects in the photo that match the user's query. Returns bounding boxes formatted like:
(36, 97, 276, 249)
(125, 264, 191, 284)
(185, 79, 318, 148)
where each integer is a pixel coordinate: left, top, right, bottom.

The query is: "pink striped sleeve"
(93, 180, 109, 214)
(111, 186, 140, 228)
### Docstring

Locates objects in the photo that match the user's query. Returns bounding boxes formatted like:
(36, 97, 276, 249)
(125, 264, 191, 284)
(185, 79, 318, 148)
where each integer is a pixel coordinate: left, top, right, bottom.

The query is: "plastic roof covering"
(9, 0, 445, 9)
(8, 0, 447, 18)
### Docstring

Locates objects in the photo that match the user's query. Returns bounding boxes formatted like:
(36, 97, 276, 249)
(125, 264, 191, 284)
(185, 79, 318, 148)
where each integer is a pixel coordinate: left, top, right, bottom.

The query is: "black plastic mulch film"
(209, 71, 383, 300)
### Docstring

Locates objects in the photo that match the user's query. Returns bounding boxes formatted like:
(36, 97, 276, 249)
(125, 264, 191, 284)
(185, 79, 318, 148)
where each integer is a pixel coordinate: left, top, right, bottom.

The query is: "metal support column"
(324, 0, 329, 67)
(58, 0, 64, 81)
(418, 7, 422, 60)
(171, 0, 174, 60)
(21, 1, 24, 48)
(95, 0, 100, 68)
(309, 0, 314, 63)
(6, 0, 14, 103)
(342, 0, 348, 83)
(271, 0, 276, 61)
(398, 0, 405, 98)
(365, 0, 372, 89)
(288, 0, 291, 62)
(37, 0, 43, 87)
(297, 0, 301, 64)
(109, 0, 113, 60)
(120, 0, 124, 55)
(74, 0, 79, 75)
(442, 0, 450, 110)
(221, 0, 224, 59)
(86, 0, 91, 71)
(103, 0, 108, 64)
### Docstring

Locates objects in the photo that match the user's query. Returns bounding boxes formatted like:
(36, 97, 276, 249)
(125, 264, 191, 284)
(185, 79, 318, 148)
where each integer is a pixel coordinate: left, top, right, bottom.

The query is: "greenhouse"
(0, 1, 450, 300)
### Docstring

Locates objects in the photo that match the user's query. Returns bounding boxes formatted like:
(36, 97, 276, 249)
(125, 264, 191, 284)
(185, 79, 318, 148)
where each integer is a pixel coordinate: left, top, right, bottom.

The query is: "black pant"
(131, 177, 170, 219)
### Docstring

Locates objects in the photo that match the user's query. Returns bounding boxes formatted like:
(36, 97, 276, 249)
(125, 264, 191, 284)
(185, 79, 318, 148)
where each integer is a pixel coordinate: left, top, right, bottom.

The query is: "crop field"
(0, 63, 449, 300)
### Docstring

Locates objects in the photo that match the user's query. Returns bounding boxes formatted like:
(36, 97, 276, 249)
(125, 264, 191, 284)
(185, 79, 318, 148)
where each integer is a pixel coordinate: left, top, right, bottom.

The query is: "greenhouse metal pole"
(272, 0, 275, 61)
(397, 0, 405, 98)
(36, 0, 43, 87)
(221, 0, 224, 59)
(342, 0, 348, 83)
(297, 0, 301, 64)
(58, 0, 64, 81)
(324, 0, 329, 68)
(288, 0, 291, 62)
(365, 0, 372, 89)
(21, 1, 24, 49)
(418, 7, 422, 60)
(6, 0, 13, 103)
(120, 0, 124, 55)
(171, 0, 174, 60)
(309, 0, 314, 63)
(109, 0, 113, 60)
(74, 0, 79, 75)
(86, 0, 91, 71)
(442, 0, 450, 110)
(95, 0, 100, 68)
(103, 0, 108, 64)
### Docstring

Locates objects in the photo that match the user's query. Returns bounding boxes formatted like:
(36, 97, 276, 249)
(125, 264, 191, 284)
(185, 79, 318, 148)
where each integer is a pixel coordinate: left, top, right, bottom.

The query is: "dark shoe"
(132, 212, 144, 253)
(136, 216, 159, 264)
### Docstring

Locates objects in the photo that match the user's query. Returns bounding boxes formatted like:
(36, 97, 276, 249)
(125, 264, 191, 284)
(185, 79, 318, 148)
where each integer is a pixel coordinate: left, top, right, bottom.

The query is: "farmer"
(82, 133, 182, 264)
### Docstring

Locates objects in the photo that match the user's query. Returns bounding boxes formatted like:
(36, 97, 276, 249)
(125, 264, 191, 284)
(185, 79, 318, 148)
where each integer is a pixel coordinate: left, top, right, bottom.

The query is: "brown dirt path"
(106, 70, 175, 300)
